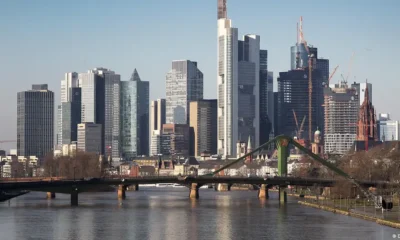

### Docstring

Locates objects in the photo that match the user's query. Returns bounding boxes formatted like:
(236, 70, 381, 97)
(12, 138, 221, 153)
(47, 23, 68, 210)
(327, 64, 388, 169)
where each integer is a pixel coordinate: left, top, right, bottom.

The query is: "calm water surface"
(0, 188, 397, 240)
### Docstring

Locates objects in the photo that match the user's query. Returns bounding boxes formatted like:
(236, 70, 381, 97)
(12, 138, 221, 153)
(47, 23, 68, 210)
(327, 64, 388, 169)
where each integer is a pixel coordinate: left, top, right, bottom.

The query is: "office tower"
(103, 69, 121, 160)
(217, 1, 261, 157)
(77, 123, 102, 154)
(277, 69, 324, 140)
(150, 99, 166, 156)
(189, 100, 217, 156)
(378, 113, 399, 141)
(56, 105, 62, 148)
(259, 50, 272, 144)
(120, 69, 149, 159)
(273, 92, 279, 140)
(17, 84, 54, 158)
(162, 124, 190, 157)
(166, 60, 203, 124)
(267, 72, 274, 136)
(351, 82, 372, 106)
(59, 72, 79, 149)
(62, 88, 81, 144)
(324, 83, 359, 154)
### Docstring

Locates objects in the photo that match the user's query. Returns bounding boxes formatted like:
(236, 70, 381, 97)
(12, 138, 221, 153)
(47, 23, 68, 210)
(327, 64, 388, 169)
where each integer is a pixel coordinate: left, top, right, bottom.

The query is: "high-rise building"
(324, 83, 359, 154)
(150, 99, 166, 156)
(162, 124, 190, 157)
(259, 50, 272, 144)
(267, 72, 274, 136)
(79, 68, 105, 155)
(62, 87, 81, 144)
(103, 69, 121, 160)
(217, 0, 261, 157)
(120, 69, 149, 159)
(17, 84, 54, 158)
(189, 100, 218, 156)
(56, 105, 62, 148)
(378, 113, 400, 141)
(77, 123, 102, 154)
(351, 82, 372, 106)
(166, 60, 203, 124)
(277, 69, 324, 140)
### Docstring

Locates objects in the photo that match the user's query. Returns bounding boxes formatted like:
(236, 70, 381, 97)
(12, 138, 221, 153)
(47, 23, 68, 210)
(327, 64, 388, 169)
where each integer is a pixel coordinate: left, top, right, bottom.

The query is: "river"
(0, 188, 397, 240)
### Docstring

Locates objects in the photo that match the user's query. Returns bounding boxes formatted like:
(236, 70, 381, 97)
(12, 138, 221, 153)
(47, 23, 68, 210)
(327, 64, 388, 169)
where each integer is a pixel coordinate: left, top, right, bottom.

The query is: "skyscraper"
(166, 60, 203, 124)
(79, 68, 106, 154)
(277, 69, 324, 140)
(58, 72, 79, 149)
(17, 84, 54, 158)
(77, 123, 102, 154)
(103, 69, 121, 160)
(150, 99, 166, 156)
(189, 100, 218, 156)
(378, 113, 400, 141)
(217, 0, 261, 157)
(62, 87, 81, 144)
(120, 69, 149, 159)
(259, 50, 272, 144)
(324, 83, 359, 154)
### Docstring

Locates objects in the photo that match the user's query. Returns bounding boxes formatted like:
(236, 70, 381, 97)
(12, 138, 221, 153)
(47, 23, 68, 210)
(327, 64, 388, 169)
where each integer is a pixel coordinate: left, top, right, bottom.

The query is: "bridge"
(0, 135, 395, 207)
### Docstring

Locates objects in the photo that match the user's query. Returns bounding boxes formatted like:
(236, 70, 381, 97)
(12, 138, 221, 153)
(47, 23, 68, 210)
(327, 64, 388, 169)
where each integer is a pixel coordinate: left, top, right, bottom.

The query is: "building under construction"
(276, 68, 324, 141)
(324, 82, 359, 154)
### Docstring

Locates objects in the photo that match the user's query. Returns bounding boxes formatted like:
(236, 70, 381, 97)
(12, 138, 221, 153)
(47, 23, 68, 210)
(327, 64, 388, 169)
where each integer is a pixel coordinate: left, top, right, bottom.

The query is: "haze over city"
(0, 0, 399, 149)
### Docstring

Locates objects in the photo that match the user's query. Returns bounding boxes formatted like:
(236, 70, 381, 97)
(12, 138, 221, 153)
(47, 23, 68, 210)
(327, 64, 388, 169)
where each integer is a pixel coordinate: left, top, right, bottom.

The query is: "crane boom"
(292, 109, 299, 137)
(299, 116, 306, 139)
(328, 65, 339, 84)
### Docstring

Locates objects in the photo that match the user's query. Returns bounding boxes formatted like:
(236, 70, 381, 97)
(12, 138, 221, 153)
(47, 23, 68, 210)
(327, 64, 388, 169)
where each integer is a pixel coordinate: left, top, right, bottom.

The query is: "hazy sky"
(0, 0, 399, 150)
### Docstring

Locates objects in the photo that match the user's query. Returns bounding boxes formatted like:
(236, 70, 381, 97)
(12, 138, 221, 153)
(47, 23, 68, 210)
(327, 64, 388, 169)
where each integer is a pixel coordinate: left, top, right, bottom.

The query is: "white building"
(217, 0, 260, 157)
(77, 123, 102, 154)
(166, 60, 203, 124)
(378, 113, 400, 141)
(58, 72, 79, 149)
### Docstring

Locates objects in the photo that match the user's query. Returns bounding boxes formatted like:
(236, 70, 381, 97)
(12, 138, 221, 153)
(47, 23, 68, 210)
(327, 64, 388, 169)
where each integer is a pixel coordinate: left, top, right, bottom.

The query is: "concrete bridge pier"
(216, 183, 231, 191)
(258, 184, 269, 199)
(118, 185, 126, 200)
(279, 186, 287, 204)
(129, 184, 139, 191)
(71, 189, 78, 206)
(46, 192, 56, 199)
(189, 183, 199, 199)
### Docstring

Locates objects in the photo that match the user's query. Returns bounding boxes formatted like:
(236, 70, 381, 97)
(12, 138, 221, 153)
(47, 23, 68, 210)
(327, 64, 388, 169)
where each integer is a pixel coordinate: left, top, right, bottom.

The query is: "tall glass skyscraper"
(120, 69, 149, 159)
(166, 60, 203, 124)
(378, 113, 399, 141)
(17, 85, 54, 158)
(217, 0, 260, 157)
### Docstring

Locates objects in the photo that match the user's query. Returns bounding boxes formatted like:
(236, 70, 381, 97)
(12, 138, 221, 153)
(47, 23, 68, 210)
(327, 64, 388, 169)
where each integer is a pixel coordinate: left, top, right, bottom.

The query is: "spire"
(130, 69, 141, 81)
(217, 0, 227, 19)
(364, 80, 369, 103)
(247, 136, 252, 150)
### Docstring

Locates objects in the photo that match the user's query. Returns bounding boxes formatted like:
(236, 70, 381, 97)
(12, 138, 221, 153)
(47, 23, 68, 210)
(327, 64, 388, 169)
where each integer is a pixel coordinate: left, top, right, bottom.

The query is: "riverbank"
(298, 200, 400, 229)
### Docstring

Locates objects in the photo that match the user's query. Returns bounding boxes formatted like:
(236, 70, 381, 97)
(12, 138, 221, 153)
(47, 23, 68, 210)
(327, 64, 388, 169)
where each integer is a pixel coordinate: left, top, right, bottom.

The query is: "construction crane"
(328, 65, 339, 85)
(292, 109, 299, 137)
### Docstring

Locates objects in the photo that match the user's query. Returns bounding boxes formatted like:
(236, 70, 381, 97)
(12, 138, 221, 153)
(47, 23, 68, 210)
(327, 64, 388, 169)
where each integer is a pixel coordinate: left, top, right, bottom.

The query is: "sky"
(0, 0, 399, 150)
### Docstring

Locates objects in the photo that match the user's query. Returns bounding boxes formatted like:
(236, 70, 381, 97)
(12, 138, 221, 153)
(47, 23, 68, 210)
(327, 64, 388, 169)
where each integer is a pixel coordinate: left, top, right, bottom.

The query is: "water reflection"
(0, 190, 396, 240)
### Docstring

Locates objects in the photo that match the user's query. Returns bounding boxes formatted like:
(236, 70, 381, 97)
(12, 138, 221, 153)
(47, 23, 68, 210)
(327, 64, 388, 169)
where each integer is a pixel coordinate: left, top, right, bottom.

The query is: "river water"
(0, 188, 397, 240)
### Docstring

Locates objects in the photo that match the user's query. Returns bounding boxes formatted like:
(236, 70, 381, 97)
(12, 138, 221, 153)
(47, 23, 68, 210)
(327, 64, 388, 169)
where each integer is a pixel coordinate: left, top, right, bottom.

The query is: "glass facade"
(120, 69, 149, 160)
(166, 60, 203, 125)
(17, 86, 54, 158)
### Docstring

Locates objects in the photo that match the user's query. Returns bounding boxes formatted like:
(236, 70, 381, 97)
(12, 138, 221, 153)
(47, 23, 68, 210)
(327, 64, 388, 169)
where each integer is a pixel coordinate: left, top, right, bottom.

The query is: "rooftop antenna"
(299, 16, 303, 43)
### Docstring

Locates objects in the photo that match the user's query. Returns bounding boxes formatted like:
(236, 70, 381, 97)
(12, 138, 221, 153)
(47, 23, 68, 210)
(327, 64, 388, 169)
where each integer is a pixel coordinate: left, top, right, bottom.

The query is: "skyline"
(1, 0, 399, 149)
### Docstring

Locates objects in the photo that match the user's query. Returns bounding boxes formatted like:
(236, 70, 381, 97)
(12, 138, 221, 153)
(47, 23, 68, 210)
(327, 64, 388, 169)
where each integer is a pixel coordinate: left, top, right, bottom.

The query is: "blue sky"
(0, 0, 399, 149)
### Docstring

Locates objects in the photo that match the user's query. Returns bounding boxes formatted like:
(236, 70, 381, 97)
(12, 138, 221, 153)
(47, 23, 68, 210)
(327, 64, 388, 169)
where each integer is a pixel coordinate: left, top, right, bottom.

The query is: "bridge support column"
(189, 183, 199, 199)
(217, 183, 230, 192)
(258, 184, 269, 199)
(118, 185, 126, 200)
(46, 192, 56, 199)
(279, 186, 287, 204)
(71, 189, 78, 206)
(131, 184, 139, 191)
